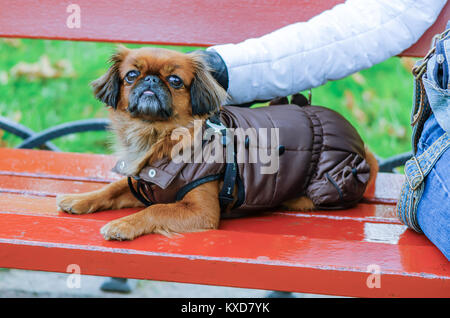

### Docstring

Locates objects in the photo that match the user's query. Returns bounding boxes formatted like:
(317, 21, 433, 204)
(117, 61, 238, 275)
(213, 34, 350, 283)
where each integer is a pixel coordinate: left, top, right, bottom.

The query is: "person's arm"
(207, 0, 447, 105)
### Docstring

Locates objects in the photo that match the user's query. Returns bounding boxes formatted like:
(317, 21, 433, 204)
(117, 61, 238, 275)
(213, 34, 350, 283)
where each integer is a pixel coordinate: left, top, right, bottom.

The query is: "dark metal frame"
(378, 151, 412, 173)
(0, 117, 110, 151)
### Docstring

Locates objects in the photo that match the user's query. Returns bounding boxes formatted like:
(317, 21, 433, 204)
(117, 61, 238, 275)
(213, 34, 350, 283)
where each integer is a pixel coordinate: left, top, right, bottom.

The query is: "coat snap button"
(118, 160, 126, 171)
(148, 169, 156, 178)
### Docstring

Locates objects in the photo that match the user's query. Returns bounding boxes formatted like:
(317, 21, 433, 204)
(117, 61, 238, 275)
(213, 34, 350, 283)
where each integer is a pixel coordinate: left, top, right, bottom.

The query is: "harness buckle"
(205, 118, 227, 133)
(205, 118, 231, 145)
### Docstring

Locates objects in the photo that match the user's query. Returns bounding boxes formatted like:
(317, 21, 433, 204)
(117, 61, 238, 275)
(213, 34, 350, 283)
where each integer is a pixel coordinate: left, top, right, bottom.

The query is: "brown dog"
(56, 46, 378, 241)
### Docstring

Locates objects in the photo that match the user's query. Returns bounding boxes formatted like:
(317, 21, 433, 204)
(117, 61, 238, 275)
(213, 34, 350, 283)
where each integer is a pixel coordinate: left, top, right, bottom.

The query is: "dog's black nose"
(144, 75, 160, 83)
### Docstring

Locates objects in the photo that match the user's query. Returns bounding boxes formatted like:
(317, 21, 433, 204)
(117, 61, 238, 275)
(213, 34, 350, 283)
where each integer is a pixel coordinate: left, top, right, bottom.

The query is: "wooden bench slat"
(0, 210, 445, 270)
(0, 193, 137, 220)
(0, 212, 448, 297)
(0, 195, 441, 268)
(0, 175, 105, 197)
(0, 148, 118, 182)
(0, 0, 344, 46)
(2, 239, 447, 298)
(0, 191, 402, 228)
(0, 192, 401, 225)
(0, 0, 448, 57)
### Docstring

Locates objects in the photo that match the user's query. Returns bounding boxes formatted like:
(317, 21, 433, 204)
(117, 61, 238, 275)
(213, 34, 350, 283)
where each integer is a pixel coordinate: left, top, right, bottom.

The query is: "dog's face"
(91, 46, 227, 123)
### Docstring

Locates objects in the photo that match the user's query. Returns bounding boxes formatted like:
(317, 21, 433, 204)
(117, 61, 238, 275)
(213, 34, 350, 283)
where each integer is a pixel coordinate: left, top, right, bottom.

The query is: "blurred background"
(0, 38, 416, 159)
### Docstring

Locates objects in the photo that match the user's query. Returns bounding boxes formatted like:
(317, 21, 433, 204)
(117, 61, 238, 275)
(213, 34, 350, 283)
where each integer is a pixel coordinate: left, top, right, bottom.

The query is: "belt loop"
(397, 133, 450, 232)
(405, 156, 425, 191)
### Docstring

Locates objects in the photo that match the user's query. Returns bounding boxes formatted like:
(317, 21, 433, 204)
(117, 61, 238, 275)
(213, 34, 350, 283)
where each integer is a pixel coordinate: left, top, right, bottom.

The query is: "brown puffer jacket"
(113, 104, 371, 214)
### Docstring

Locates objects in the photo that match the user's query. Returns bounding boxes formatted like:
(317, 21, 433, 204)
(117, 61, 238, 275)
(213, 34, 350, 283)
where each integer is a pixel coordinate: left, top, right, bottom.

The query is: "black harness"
(127, 113, 244, 212)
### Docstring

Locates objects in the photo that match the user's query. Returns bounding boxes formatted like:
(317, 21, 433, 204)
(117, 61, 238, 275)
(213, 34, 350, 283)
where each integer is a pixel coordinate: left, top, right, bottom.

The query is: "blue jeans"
(416, 114, 450, 260)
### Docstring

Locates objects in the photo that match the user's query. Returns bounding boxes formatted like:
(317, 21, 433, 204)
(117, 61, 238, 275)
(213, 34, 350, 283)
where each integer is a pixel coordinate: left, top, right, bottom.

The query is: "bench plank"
(0, 0, 448, 57)
(0, 148, 118, 182)
(0, 148, 448, 297)
(0, 191, 403, 228)
(0, 175, 105, 197)
(0, 209, 448, 297)
(0, 192, 401, 225)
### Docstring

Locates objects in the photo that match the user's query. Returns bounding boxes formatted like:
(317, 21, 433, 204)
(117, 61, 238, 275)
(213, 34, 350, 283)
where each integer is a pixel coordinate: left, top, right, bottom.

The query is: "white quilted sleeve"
(208, 0, 447, 104)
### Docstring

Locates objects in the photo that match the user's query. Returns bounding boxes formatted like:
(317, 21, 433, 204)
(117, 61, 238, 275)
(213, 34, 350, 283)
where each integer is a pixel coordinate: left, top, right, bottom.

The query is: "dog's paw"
(56, 193, 98, 215)
(100, 218, 143, 241)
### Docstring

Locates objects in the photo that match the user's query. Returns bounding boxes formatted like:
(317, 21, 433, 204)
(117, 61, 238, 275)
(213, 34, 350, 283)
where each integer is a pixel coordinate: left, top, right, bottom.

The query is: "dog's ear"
(91, 45, 129, 109)
(188, 52, 228, 116)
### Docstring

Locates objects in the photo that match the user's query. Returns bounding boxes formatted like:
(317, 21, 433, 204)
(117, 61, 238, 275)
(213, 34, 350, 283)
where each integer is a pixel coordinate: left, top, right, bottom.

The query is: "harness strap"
(127, 112, 242, 212)
(175, 174, 222, 201)
(127, 176, 153, 207)
(397, 132, 450, 232)
(218, 162, 238, 211)
(206, 112, 240, 212)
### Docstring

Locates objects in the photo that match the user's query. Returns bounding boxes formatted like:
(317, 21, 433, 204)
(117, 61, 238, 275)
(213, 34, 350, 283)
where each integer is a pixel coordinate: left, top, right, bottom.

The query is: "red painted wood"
(0, 192, 402, 224)
(0, 175, 105, 197)
(0, 212, 448, 297)
(402, 1, 450, 57)
(0, 148, 448, 296)
(0, 192, 406, 235)
(0, 0, 344, 46)
(0, 148, 119, 182)
(0, 0, 447, 57)
(0, 193, 139, 221)
(1, 241, 448, 298)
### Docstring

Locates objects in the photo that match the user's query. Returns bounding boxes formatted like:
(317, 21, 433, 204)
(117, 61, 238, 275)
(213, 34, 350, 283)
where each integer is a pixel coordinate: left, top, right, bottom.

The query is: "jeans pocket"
(422, 77, 450, 132)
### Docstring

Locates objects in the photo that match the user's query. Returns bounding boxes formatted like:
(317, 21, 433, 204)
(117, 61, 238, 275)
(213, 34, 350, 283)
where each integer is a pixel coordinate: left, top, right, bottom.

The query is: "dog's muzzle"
(128, 75, 172, 119)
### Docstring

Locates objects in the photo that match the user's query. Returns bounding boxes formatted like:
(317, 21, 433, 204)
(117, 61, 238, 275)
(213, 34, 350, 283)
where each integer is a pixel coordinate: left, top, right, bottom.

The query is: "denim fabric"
(397, 128, 449, 233)
(422, 32, 450, 133)
(416, 114, 450, 260)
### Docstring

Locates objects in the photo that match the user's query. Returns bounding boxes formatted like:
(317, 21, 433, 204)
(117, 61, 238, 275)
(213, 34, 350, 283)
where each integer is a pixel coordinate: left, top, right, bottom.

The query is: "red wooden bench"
(0, 0, 449, 297)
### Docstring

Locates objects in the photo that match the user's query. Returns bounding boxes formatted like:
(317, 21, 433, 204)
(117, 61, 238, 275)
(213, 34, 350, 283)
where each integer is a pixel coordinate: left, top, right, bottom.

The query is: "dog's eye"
(167, 75, 183, 89)
(125, 70, 140, 84)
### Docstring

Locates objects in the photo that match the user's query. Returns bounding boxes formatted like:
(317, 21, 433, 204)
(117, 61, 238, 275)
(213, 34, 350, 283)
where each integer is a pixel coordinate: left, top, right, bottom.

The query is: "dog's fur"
(56, 46, 378, 241)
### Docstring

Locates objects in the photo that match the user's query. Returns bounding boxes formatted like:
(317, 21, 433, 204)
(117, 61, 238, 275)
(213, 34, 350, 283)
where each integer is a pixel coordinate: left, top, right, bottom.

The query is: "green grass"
(0, 38, 416, 158)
